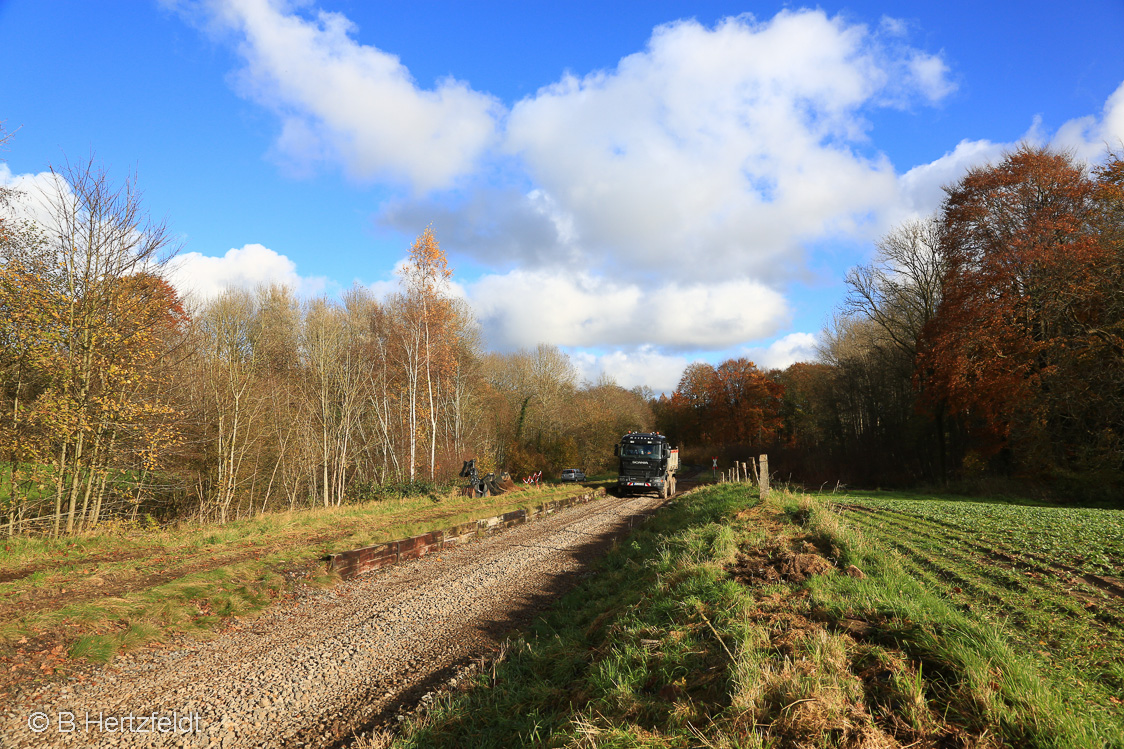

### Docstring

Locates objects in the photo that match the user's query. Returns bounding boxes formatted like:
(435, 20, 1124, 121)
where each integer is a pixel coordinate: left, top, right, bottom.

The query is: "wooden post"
(758, 454, 770, 498)
(749, 457, 759, 486)
(741, 462, 748, 483)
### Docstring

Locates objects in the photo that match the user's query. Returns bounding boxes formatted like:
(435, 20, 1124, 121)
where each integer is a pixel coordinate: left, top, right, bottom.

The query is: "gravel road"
(2, 491, 666, 748)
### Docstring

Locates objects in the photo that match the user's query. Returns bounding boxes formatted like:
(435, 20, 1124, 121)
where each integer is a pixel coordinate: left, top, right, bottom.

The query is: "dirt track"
(1, 491, 668, 748)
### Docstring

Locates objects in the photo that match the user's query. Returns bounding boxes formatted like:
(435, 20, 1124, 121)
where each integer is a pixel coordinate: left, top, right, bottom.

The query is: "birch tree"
(13, 160, 181, 534)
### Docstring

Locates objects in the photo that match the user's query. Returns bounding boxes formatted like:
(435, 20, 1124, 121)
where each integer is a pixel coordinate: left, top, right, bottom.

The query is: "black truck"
(614, 431, 679, 498)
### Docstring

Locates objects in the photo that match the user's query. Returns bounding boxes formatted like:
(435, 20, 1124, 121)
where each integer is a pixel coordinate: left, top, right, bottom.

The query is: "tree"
(845, 215, 950, 477)
(395, 226, 454, 482)
(711, 358, 784, 447)
(657, 359, 783, 457)
(924, 145, 1123, 493)
(845, 216, 946, 359)
(0, 159, 182, 533)
(193, 290, 262, 522)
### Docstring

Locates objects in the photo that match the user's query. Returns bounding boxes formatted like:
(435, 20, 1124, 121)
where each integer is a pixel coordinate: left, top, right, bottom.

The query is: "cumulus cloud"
(895, 137, 1009, 218)
(378, 187, 575, 270)
(742, 332, 820, 370)
(570, 347, 691, 394)
(0, 164, 70, 229)
(566, 332, 820, 395)
(167, 243, 328, 302)
(494, 10, 953, 281)
(466, 270, 789, 350)
(188, 3, 953, 283)
(183, 0, 501, 190)
(906, 51, 955, 103)
(1054, 80, 1124, 164)
(893, 81, 1124, 221)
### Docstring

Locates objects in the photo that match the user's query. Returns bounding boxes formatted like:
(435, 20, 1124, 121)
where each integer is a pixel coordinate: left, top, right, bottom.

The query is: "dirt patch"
(729, 540, 836, 586)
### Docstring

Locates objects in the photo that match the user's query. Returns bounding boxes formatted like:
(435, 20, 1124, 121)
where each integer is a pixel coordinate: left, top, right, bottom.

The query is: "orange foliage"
(922, 145, 1124, 478)
(659, 358, 783, 450)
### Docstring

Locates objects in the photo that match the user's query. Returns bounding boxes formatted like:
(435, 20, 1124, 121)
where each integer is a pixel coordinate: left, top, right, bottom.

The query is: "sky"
(1, 0, 1123, 393)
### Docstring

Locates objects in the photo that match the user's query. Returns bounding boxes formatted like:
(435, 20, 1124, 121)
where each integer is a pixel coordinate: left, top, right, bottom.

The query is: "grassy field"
(827, 491, 1124, 726)
(389, 485, 1124, 748)
(0, 481, 601, 691)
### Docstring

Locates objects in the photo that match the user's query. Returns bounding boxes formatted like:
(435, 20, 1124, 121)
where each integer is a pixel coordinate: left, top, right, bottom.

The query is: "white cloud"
(190, 4, 953, 284)
(498, 10, 952, 282)
(741, 332, 820, 370)
(0, 164, 70, 230)
(1054, 80, 1124, 164)
(906, 51, 955, 103)
(168, 243, 328, 302)
(570, 347, 690, 394)
(190, 0, 501, 190)
(378, 187, 574, 269)
(466, 270, 789, 350)
(893, 80, 1124, 221)
(566, 332, 820, 395)
(895, 137, 1009, 219)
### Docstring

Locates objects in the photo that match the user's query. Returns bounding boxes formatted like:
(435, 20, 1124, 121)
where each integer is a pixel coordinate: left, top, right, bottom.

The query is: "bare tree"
(842, 215, 951, 479)
(844, 216, 947, 359)
(28, 159, 180, 534)
(196, 290, 262, 523)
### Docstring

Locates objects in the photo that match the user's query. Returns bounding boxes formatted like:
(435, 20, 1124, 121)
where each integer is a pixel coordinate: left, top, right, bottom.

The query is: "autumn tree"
(481, 344, 579, 476)
(657, 358, 783, 460)
(923, 145, 1123, 495)
(392, 227, 455, 482)
(0, 159, 183, 533)
(711, 358, 784, 447)
(839, 215, 952, 478)
(568, 377, 653, 472)
(0, 214, 54, 532)
(190, 290, 263, 522)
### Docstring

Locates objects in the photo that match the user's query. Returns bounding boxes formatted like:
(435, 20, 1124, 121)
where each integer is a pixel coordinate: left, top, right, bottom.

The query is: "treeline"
(658, 146, 1124, 503)
(0, 159, 651, 535)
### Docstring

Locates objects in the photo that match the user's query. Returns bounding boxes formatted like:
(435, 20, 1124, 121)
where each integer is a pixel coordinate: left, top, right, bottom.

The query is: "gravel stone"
(3, 492, 666, 748)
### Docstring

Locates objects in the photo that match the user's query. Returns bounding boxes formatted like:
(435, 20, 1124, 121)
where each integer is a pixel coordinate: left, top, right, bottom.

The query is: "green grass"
(825, 490, 1124, 576)
(391, 485, 1124, 748)
(394, 483, 757, 748)
(814, 493, 1124, 736)
(0, 483, 604, 669)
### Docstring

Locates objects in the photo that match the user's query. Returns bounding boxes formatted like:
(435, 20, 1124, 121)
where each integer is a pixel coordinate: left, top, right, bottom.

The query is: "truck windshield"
(622, 444, 659, 457)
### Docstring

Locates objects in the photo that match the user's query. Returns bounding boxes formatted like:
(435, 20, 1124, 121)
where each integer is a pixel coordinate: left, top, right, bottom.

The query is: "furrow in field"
(846, 514, 1124, 695)
(842, 511, 1050, 602)
(840, 503, 1124, 607)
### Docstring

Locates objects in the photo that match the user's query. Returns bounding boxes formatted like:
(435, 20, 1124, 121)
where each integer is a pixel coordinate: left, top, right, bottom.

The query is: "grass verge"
(389, 485, 1124, 748)
(0, 483, 600, 689)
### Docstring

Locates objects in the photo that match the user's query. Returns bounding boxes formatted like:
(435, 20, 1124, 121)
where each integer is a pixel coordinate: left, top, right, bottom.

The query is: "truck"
(614, 431, 678, 498)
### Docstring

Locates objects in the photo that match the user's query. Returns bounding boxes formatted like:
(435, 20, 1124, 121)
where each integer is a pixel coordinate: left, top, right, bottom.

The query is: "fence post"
(758, 454, 770, 498)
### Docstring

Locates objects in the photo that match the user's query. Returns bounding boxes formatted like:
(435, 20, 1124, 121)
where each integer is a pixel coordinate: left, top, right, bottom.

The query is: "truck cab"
(614, 432, 679, 498)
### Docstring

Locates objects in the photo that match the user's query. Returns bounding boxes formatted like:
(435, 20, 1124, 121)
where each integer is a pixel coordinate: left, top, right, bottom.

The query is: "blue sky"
(2, 0, 1123, 392)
